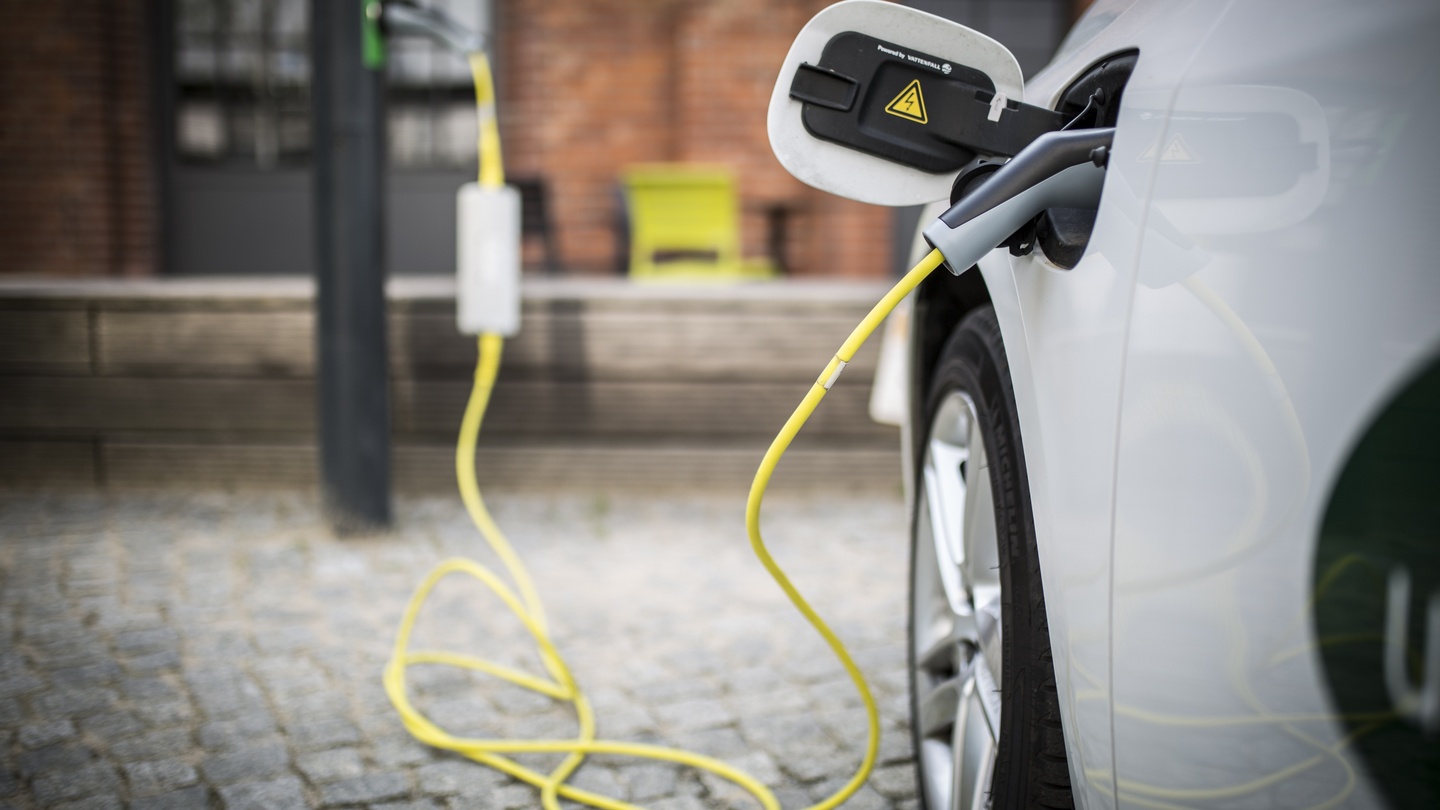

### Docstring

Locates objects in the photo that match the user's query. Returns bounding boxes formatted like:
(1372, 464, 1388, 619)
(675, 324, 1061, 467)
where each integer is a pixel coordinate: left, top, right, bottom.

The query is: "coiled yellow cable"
(384, 249, 944, 809)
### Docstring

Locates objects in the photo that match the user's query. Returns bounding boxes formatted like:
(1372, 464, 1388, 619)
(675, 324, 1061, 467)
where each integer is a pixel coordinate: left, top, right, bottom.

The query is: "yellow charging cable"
(384, 250, 946, 809)
(385, 331, 788, 810)
(469, 52, 504, 191)
(385, 49, 951, 809)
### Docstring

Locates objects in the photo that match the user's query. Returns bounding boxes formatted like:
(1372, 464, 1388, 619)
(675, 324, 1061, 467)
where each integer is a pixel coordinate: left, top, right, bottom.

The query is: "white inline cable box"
(456, 182, 521, 336)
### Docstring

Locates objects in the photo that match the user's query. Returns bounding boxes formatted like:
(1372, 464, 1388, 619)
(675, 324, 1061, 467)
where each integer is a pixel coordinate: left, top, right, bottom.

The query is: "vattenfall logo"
(875, 43, 950, 76)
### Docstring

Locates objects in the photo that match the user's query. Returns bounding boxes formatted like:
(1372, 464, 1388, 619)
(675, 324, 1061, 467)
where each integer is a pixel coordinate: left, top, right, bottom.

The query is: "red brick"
(0, 0, 157, 277)
(498, 0, 891, 278)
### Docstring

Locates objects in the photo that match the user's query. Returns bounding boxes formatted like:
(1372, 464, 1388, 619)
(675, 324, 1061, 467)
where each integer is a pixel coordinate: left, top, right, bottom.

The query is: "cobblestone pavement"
(0, 488, 918, 809)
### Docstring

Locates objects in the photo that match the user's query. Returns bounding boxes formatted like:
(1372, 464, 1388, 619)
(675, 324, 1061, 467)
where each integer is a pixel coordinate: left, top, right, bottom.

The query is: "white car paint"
(1000, 1, 1440, 806)
(984, 2, 1244, 805)
(1105, 2, 1440, 807)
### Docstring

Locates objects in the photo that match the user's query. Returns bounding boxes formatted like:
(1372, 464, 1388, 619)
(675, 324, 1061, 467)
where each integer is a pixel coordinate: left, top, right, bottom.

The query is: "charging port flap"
(768, 0, 1029, 206)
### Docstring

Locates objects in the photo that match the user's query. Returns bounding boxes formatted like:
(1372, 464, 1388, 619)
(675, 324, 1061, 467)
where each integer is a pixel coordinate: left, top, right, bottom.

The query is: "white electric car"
(771, 1, 1439, 808)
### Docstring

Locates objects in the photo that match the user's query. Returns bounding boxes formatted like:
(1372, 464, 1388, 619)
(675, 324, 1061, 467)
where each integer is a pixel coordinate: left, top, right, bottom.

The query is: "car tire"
(909, 305, 1073, 810)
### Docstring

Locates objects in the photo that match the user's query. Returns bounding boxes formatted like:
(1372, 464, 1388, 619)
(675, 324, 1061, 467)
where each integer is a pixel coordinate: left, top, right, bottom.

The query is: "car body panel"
(1108, 1, 1440, 806)
(976, 2, 1236, 806)
(915, 0, 1440, 804)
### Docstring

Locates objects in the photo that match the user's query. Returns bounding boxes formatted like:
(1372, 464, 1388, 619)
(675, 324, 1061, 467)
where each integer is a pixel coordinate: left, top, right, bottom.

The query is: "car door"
(978, 1, 1232, 806)
(1107, 0, 1440, 806)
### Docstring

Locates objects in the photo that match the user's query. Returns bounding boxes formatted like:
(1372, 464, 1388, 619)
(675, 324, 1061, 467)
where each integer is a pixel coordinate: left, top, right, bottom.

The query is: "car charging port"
(939, 53, 1136, 265)
(1034, 51, 1137, 268)
(923, 126, 1115, 277)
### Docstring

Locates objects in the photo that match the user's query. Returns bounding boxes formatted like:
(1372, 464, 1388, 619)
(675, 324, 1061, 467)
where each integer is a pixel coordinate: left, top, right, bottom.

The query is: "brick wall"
(0, 1, 1082, 281)
(0, 1, 158, 278)
(497, 0, 894, 278)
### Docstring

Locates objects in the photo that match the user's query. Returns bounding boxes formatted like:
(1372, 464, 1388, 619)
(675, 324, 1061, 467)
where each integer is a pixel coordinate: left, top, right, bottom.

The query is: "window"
(174, 0, 489, 169)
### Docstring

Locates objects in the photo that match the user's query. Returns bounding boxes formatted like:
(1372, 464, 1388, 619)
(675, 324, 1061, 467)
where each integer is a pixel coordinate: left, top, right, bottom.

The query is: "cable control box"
(456, 183, 521, 337)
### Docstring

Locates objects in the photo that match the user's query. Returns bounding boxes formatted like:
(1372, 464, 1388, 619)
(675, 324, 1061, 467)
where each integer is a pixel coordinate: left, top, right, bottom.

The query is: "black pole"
(311, 0, 392, 532)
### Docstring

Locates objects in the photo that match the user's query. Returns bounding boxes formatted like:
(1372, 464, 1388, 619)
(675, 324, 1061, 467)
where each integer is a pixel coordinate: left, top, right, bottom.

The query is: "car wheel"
(909, 306, 1073, 810)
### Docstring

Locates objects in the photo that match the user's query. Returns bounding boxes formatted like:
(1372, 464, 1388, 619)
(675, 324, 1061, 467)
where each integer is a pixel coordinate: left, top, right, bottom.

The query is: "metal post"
(311, 0, 391, 532)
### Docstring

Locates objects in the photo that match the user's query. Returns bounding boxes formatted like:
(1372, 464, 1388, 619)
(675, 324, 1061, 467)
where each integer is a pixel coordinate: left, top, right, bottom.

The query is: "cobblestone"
(197, 715, 279, 751)
(50, 796, 120, 810)
(30, 761, 118, 804)
(0, 490, 911, 807)
(200, 741, 291, 785)
(317, 771, 407, 806)
(414, 761, 490, 798)
(653, 699, 735, 732)
(624, 763, 679, 802)
(32, 689, 117, 719)
(106, 729, 192, 763)
(128, 785, 209, 810)
(119, 651, 182, 674)
(0, 676, 44, 701)
(122, 760, 198, 797)
(286, 718, 363, 750)
(16, 722, 74, 750)
(48, 664, 122, 690)
(868, 764, 919, 800)
(217, 775, 307, 810)
(16, 744, 96, 778)
(295, 748, 364, 784)
(131, 700, 193, 728)
(370, 734, 430, 769)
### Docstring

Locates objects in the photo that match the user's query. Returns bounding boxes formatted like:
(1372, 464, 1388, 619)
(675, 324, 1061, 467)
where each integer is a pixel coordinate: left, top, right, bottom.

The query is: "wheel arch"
(908, 260, 992, 468)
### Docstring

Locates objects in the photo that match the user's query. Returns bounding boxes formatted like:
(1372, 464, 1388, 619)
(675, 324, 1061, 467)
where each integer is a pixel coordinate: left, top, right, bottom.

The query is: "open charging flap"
(769, 0, 1059, 207)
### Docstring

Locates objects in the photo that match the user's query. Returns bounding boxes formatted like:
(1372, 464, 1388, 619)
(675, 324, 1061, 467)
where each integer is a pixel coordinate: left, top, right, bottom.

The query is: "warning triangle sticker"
(1161, 134, 1197, 162)
(1138, 134, 1199, 163)
(885, 79, 928, 124)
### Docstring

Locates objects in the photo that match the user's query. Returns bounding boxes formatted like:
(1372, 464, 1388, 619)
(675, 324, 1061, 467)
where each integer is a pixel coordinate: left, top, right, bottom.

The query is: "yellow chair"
(621, 164, 776, 281)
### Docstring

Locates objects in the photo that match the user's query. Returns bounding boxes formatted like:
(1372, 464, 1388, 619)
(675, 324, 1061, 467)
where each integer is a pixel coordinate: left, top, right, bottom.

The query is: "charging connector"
(923, 127, 1114, 274)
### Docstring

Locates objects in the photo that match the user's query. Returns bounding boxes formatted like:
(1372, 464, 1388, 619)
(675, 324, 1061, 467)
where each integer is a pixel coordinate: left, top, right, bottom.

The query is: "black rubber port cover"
(789, 32, 1067, 174)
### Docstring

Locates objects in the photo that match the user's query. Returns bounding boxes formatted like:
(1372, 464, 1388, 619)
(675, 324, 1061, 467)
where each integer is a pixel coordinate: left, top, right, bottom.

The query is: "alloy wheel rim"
(913, 391, 1002, 810)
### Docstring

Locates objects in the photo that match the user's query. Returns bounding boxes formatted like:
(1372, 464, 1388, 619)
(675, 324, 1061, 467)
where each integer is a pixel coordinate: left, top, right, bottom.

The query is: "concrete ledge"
(0, 275, 892, 304)
(0, 277, 900, 492)
(0, 439, 897, 494)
